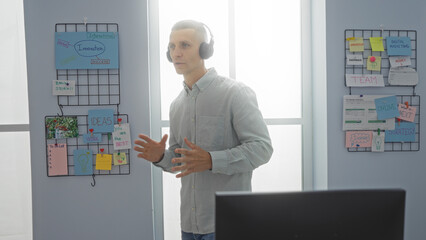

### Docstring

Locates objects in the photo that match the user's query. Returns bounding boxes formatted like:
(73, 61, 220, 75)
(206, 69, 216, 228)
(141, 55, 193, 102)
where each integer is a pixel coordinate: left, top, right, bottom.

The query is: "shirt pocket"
(196, 116, 225, 150)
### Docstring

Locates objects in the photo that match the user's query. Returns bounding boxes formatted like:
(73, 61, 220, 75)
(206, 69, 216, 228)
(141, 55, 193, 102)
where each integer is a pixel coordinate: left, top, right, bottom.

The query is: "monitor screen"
(216, 189, 405, 240)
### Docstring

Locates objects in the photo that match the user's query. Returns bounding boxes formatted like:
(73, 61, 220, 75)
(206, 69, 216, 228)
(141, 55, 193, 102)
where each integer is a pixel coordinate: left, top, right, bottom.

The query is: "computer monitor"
(216, 189, 405, 240)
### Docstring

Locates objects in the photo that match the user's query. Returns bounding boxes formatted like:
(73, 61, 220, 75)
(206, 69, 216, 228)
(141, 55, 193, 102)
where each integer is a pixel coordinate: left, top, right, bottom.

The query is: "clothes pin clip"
(117, 152, 120, 156)
(397, 118, 401, 126)
(100, 148, 104, 157)
(405, 101, 409, 109)
(379, 24, 384, 36)
(89, 129, 94, 136)
(118, 118, 122, 126)
(83, 17, 88, 26)
(360, 95, 363, 97)
(377, 128, 380, 136)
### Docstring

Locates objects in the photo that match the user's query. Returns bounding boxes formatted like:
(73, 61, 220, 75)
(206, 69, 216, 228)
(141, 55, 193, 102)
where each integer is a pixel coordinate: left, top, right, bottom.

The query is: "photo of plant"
(46, 116, 79, 139)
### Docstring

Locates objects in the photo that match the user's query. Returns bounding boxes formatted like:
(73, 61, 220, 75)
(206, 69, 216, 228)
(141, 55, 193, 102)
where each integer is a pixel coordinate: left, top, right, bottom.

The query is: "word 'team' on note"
(345, 74, 385, 87)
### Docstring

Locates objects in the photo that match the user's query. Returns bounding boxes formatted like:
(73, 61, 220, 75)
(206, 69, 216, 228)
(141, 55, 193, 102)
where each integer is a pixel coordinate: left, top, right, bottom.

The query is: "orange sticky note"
(96, 154, 112, 170)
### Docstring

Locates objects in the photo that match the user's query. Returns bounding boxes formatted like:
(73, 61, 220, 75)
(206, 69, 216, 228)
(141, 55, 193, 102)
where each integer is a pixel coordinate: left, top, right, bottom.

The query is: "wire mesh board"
(347, 95, 420, 152)
(45, 114, 130, 176)
(344, 29, 417, 94)
(55, 23, 120, 106)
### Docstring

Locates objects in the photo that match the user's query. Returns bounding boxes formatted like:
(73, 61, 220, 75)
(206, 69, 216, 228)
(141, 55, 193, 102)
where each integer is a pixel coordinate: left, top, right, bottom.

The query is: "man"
(134, 20, 273, 240)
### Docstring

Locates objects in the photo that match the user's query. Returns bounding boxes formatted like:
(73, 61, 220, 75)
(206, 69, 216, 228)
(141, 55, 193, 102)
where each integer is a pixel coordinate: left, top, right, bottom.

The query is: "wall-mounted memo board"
(345, 29, 417, 95)
(45, 114, 130, 177)
(344, 29, 420, 152)
(55, 23, 120, 106)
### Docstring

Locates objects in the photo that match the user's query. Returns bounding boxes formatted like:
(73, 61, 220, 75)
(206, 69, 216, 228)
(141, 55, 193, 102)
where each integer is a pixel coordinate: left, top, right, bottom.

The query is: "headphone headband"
(167, 22, 214, 62)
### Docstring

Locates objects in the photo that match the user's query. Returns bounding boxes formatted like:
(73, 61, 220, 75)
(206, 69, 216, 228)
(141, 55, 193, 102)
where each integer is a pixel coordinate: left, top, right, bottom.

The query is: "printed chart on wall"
(344, 29, 420, 152)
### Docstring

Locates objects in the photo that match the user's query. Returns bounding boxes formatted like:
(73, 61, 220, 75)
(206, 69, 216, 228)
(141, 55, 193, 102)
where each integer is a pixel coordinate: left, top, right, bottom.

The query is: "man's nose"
(172, 48, 183, 59)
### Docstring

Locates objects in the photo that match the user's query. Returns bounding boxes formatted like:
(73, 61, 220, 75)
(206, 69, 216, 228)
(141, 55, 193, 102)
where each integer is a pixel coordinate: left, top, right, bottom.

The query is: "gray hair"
(171, 20, 209, 43)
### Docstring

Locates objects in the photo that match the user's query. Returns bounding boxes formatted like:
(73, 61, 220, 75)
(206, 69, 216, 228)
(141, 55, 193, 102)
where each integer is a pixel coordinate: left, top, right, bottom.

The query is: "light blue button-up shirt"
(155, 68, 273, 234)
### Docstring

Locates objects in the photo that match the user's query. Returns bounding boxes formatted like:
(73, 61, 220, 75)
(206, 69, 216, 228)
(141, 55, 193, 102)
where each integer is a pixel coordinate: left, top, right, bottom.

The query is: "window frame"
(147, 1, 312, 239)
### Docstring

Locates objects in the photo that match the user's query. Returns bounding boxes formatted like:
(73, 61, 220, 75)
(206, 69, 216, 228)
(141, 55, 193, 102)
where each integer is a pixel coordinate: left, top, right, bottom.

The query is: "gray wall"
(24, 0, 153, 240)
(326, 0, 426, 239)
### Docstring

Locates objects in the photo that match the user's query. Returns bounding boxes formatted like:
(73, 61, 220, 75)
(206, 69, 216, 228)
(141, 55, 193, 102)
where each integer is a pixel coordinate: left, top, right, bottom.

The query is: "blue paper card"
(73, 149, 93, 175)
(83, 133, 102, 143)
(385, 122, 416, 142)
(375, 96, 400, 120)
(386, 37, 412, 56)
(55, 32, 119, 69)
(88, 109, 114, 133)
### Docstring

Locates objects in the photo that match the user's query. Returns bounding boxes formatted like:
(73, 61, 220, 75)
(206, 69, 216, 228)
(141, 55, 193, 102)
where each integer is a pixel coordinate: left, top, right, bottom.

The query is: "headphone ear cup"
(166, 49, 172, 62)
(199, 42, 214, 59)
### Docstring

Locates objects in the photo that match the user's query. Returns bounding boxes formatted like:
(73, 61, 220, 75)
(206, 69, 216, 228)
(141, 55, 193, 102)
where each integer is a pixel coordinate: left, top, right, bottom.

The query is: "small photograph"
(46, 116, 79, 139)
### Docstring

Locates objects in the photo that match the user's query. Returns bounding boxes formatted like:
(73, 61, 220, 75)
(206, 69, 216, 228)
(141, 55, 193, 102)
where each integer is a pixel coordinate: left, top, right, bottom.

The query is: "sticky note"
(96, 154, 112, 170)
(398, 104, 416, 122)
(386, 36, 411, 56)
(346, 131, 373, 148)
(345, 74, 384, 87)
(88, 109, 114, 133)
(367, 56, 381, 71)
(113, 123, 131, 150)
(385, 122, 416, 142)
(53, 80, 75, 95)
(113, 152, 127, 165)
(346, 54, 364, 65)
(349, 37, 364, 52)
(47, 143, 68, 176)
(374, 96, 400, 120)
(372, 131, 385, 152)
(83, 133, 102, 143)
(74, 149, 93, 175)
(389, 56, 411, 68)
(370, 37, 384, 52)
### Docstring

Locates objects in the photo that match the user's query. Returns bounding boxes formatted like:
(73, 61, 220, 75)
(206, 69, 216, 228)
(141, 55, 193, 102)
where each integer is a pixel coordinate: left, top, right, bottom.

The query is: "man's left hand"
(171, 137, 212, 178)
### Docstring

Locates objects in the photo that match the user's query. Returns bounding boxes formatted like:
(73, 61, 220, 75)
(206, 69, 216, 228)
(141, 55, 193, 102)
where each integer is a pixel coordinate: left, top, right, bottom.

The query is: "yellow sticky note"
(367, 56, 381, 71)
(349, 37, 364, 52)
(96, 154, 112, 170)
(370, 37, 384, 51)
(113, 152, 127, 165)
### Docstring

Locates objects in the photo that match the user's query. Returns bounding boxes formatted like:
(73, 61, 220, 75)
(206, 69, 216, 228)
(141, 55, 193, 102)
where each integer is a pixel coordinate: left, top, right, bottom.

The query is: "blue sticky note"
(375, 96, 400, 120)
(88, 109, 114, 133)
(55, 32, 119, 69)
(386, 37, 412, 56)
(385, 122, 416, 142)
(73, 149, 93, 175)
(83, 133, 102, 143)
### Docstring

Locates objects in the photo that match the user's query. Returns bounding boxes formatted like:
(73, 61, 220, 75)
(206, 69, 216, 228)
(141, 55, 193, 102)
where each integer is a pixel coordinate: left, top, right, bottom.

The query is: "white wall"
(325, 0, 426, 239)
(23, 0, 153, 239)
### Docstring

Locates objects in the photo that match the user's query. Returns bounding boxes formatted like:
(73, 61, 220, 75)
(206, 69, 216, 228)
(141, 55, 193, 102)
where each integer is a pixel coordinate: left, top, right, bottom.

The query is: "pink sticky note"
(346, 131, 373, 148)
(398, 104, 416, 122)
(47, 143, 68, 176)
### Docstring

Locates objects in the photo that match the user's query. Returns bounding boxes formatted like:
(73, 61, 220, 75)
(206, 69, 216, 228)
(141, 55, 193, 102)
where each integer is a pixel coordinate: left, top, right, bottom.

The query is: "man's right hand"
(134, 134, 168, 163)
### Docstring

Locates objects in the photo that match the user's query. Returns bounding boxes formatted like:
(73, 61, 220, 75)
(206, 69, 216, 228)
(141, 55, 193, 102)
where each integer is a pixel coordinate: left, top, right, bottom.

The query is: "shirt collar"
(183, 68, 217, 94)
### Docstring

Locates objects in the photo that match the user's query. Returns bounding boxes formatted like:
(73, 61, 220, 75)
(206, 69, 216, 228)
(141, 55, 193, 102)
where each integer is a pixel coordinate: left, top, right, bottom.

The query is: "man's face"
(168, 28, 204, 76)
